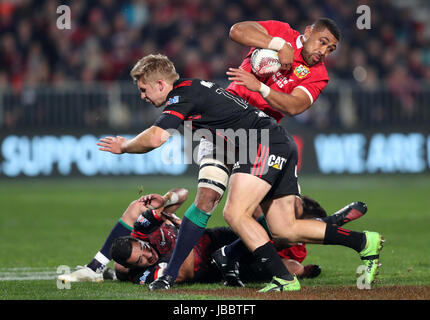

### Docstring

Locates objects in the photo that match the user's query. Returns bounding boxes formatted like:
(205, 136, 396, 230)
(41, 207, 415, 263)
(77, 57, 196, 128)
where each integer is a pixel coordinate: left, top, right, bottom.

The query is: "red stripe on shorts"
(251, 144, 262, 176)
(256, 146, 270, 177)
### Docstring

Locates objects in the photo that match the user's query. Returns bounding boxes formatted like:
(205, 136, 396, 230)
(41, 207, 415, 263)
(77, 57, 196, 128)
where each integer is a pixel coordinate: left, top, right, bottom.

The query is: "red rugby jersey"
(277, 243, 307, 263)
(227, 20, 329, 123)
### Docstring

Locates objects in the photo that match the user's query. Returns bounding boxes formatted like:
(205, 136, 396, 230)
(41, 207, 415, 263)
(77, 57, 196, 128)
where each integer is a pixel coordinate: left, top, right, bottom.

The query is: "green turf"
(0, 174, 429, 300)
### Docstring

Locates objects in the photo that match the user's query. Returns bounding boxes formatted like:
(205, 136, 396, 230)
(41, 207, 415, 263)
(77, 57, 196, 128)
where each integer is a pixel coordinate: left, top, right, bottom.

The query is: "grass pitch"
(1, 174, 430, 301)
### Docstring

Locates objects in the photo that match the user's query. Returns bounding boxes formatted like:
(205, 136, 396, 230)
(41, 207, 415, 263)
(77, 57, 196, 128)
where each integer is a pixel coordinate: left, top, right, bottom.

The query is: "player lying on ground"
(97, 54, 384, 292)
(110, 193, 367, 286)
(58, 187, 188, 283)
(110, 192, 320, 285)
(58, 187, 367, 284)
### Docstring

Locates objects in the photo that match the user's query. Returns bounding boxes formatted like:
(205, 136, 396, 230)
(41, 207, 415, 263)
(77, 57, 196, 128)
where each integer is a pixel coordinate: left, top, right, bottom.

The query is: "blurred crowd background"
(1, 0, 429, 130)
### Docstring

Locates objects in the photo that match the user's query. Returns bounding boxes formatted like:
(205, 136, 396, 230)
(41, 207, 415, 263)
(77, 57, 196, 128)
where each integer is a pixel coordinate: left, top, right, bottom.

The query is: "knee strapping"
(198, 158, 229, 196)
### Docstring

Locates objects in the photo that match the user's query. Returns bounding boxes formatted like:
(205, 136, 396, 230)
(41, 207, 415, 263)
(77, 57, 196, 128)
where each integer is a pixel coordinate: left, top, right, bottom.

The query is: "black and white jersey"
(153, 78, 283, 142)
(153, 78, 299, 197)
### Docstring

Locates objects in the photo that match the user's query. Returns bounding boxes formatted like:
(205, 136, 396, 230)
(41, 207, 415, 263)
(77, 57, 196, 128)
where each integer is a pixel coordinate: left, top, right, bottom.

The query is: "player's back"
(164, 78, 278, 133)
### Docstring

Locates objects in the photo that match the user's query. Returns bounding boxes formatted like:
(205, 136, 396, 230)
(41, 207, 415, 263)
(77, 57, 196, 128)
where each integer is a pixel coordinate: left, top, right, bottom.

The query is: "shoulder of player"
(169, 78, 206, 98)
(169, 78, 194, 95)
(258, 20, 296, 32)
(163, 79, 196, 108)
(258, 20, 300, 41)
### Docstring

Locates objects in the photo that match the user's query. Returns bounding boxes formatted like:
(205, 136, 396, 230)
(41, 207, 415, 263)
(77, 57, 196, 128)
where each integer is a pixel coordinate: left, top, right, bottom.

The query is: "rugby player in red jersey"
(226, 18, 339, 121)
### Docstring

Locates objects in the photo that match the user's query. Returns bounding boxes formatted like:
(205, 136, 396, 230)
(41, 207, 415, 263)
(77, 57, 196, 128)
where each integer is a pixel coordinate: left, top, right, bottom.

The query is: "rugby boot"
(148, 274, 175, 291)
(57, 265, 103, 283)
(211, 246, 245, 287)
(359, 231, 385, 285)
(258, 275, 301, 292)
(325, 201, 367, 226)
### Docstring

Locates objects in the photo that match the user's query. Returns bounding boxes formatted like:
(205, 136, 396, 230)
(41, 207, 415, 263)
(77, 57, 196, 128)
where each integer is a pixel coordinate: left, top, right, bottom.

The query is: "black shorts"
(231, 126, 299, 201)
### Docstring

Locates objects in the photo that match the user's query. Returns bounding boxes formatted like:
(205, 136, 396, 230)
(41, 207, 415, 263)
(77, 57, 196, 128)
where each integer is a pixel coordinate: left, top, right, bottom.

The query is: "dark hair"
(312, 18, 341, 41)
(301, 195, 327, 219)
(110, 236, 136, 267)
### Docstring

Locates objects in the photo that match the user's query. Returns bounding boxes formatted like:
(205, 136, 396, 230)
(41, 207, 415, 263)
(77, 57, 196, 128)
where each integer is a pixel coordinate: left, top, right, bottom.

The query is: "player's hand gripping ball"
(250, 48, 282, 77)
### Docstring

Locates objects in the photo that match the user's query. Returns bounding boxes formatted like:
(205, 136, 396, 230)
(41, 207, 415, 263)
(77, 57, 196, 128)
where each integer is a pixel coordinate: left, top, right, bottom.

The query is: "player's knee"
(223, 209, 235, 227)
(197, 158, 229, 210)
(195, 187, 222, 213)
(223, 205, 242, 228)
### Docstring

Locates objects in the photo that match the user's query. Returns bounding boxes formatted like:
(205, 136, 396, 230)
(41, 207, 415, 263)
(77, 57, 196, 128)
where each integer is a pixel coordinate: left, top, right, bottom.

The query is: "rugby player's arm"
(227, 67, 313, 116)
(229, 21, 293, 66)
(229, 21, 270, 47)
(120, 126, 170, 153)
(98, 126, 170, 154)
(264, 87, 313, 116)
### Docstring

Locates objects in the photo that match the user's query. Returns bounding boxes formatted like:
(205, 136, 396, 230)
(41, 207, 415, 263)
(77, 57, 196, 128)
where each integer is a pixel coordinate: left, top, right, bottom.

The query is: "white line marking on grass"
(0, 267, 60, 281)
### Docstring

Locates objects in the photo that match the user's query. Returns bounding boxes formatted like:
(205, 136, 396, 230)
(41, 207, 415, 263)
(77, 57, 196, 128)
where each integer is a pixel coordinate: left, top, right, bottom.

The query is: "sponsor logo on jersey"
(232, 161, 240, 170)
(200, 80, 214, 88)
(294, 65, 310, 79)
(268, 155, 287, 170)
(166, 95, 180, 105)
(255, 110, 269, 118)
(272, 71, 295, 89)
(139, 270, 151, 284)
(137, 214, 151, 227)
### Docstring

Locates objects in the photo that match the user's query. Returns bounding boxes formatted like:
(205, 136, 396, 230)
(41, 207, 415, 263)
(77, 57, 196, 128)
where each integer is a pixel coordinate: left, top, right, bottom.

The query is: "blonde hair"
(130, 54, 179, 84)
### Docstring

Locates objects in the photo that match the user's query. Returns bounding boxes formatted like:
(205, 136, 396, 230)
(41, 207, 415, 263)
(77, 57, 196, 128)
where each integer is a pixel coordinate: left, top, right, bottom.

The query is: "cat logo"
(268, 155, 287, 170)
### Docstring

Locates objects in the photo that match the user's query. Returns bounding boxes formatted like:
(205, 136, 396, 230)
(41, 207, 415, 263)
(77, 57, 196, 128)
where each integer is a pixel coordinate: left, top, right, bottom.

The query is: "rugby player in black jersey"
(109, 193, 362, 285)
(97, 54, 384, 292)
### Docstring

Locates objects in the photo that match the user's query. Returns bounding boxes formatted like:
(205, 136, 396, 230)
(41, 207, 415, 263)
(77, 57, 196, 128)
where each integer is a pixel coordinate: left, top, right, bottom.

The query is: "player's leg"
(149, 155, 230, 290)
(263, 196, 384, 285)
(211, 205, 272, 286)
(58, 200, 142, 283)
(214, 135, 302, 291)
(222, 173, 299, 292)
(263, 196, 327, 244)
(223, 173, 271, 251)
(215, 197, 367, 286)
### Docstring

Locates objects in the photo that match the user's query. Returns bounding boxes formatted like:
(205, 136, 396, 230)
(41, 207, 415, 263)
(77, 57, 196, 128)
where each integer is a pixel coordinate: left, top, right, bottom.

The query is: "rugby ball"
(251, 48, 281, 77)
